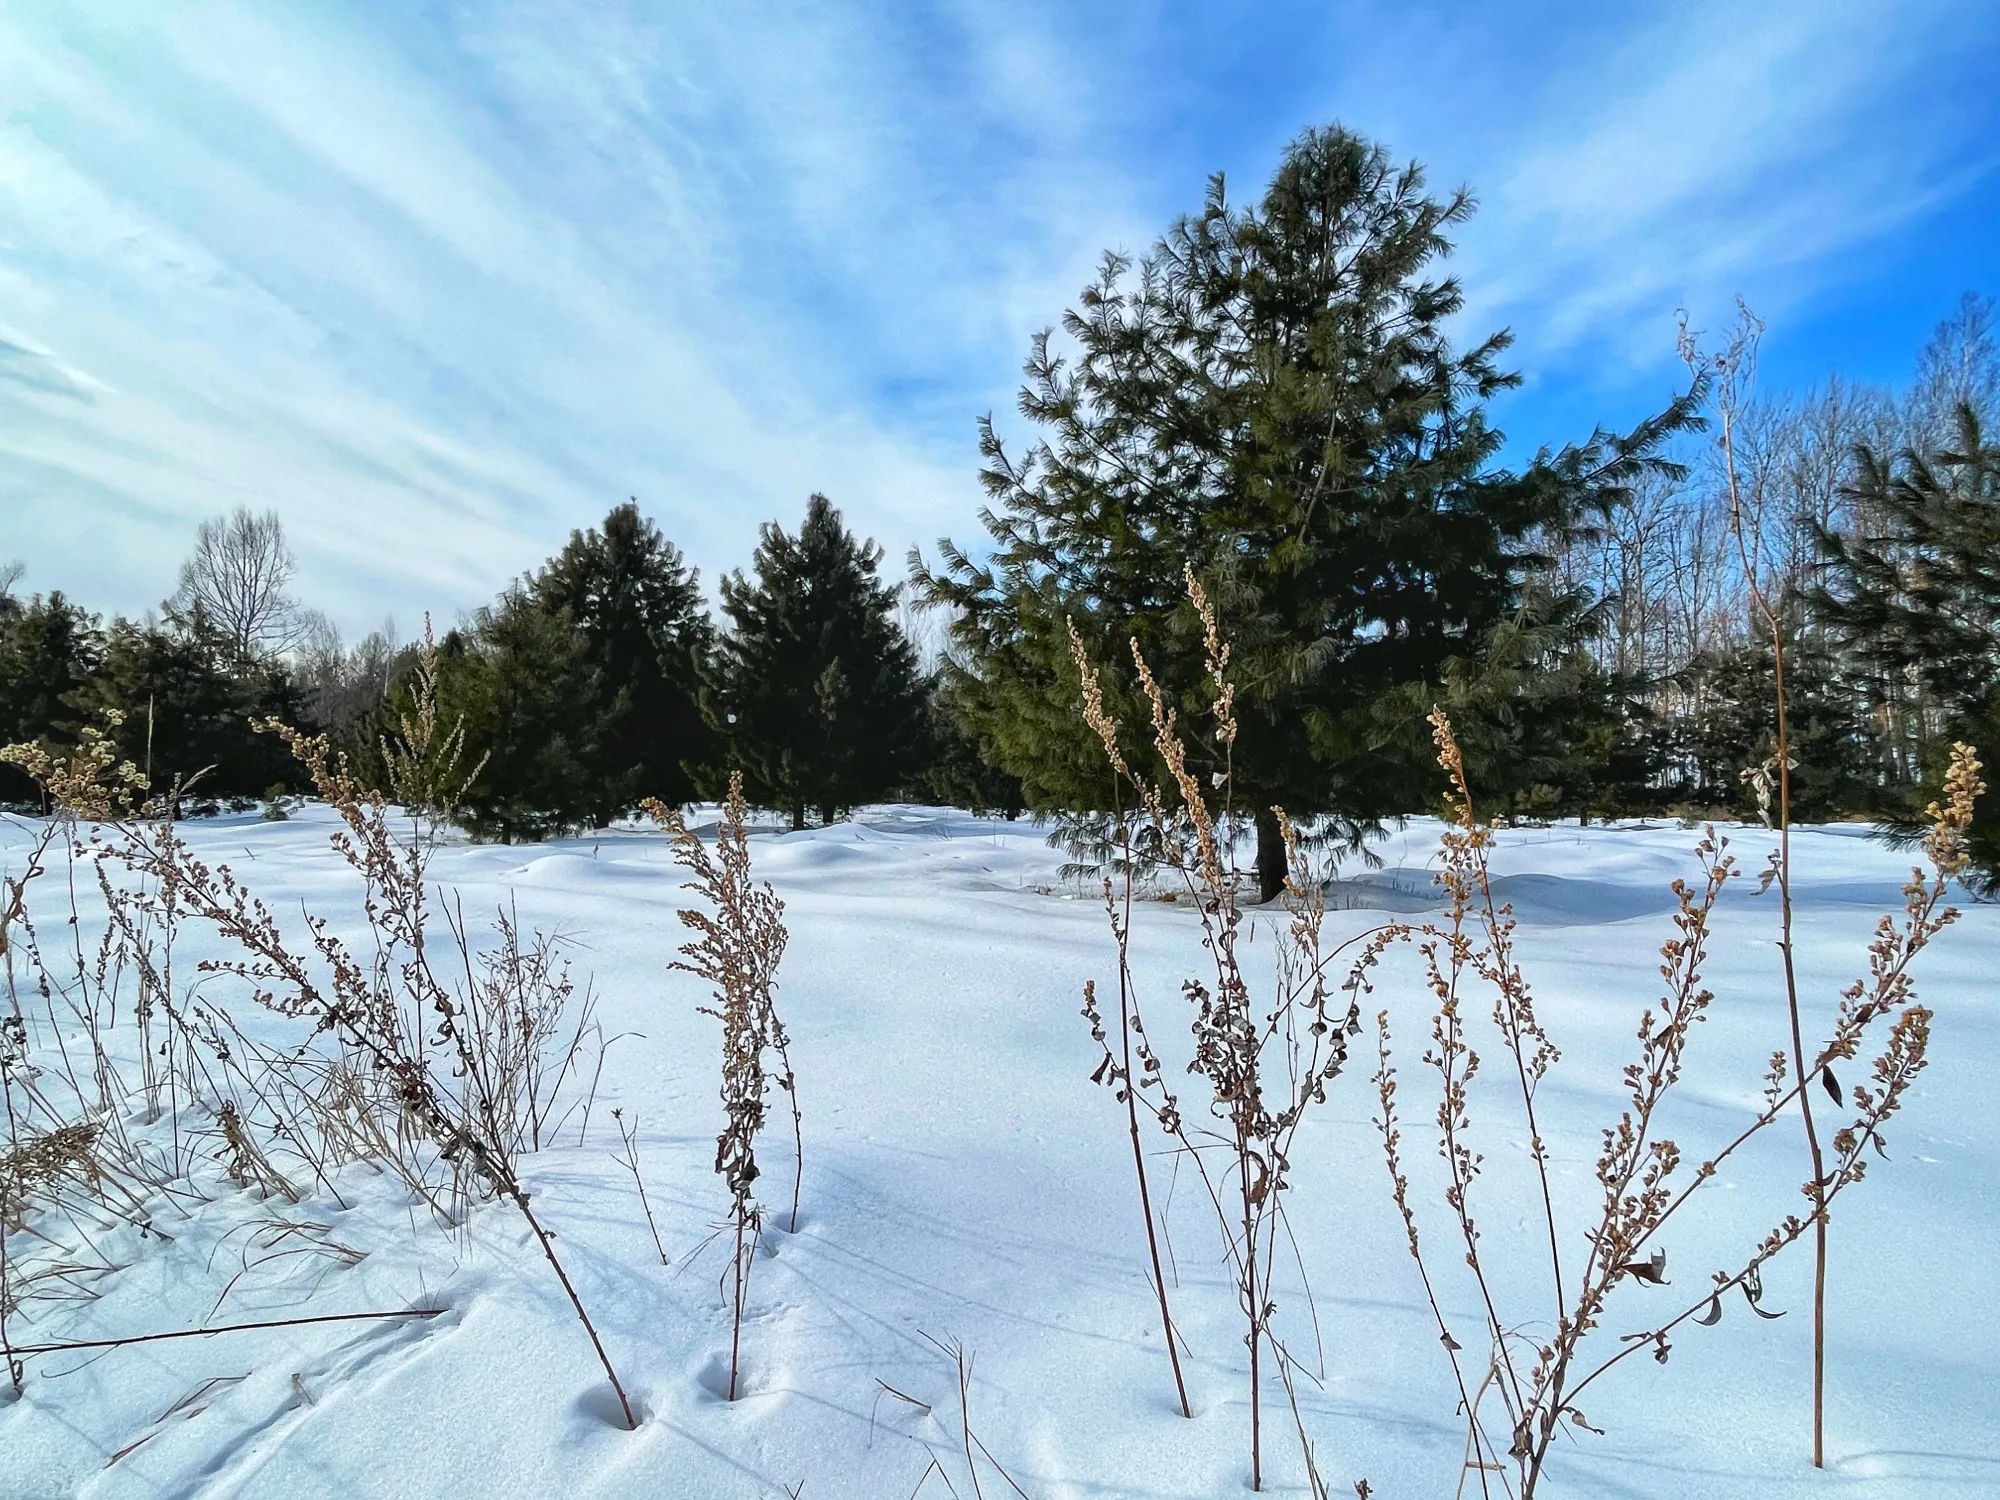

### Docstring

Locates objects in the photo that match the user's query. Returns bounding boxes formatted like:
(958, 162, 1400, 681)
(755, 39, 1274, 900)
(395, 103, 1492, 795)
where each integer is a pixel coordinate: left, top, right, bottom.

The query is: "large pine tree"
(531, 500, 714, 819)
(706, 495, 925, 828)
(920, 125, 1693, 898)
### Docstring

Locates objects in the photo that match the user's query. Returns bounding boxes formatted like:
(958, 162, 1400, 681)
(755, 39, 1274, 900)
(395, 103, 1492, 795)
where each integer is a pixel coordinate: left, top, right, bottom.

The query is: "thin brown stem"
(500, 1162, 634, 1427)
(1241, 1131, 1263, 1491)
(5, 1307, 445, 1358)
(1712, 316, 1829, 1468)
(730, 1211, 749, 1403)
(1113, 820, 1192, 1418)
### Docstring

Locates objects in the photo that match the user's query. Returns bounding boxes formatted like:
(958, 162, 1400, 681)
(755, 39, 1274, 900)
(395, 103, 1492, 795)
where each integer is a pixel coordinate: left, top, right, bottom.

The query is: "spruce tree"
(432, 588, 602, 843)
(706, 495, 925, 828)
(532, 501, 714, 818)
(920, 125, 1695, 898)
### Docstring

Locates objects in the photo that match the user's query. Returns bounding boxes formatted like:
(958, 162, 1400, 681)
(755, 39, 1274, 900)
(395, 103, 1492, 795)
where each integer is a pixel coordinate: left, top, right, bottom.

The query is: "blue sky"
(3, 0, 1996, 638)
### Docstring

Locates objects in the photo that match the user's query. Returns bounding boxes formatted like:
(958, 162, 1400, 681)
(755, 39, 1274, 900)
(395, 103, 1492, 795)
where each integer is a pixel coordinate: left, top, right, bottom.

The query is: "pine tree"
(909, 675, 1026, 816)
(920, 124, 1695, 899)
(1813, 403, 2000, 887)
(532, 501, 715, 818)
(0, 591, 104, 805)
(71, 612, 301, 805)
(706, 495, 925, 829)
(432, 588, 602, 843)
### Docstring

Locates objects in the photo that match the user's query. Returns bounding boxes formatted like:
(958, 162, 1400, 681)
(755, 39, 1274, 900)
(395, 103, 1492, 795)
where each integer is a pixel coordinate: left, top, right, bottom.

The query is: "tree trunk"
(790, 797, 806, 832)
(1254, 804, 1286, 905)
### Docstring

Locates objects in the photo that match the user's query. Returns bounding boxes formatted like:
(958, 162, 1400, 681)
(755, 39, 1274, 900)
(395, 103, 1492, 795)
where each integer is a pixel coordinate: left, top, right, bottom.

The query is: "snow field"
(1, 805, 1995, 1499)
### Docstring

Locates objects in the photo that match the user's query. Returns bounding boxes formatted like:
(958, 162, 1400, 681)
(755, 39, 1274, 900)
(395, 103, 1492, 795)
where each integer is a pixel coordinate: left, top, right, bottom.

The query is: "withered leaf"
(1618, 1248, 1670, 1286)
(1441, 1330, 1463, 1352)
(1695, 1294, 1723, 1326)
(1245, 1151, 1272, 1208)
(1089, 1056, 1112, 1086)
(1741, 1270, 1786, 1320)
(1822, 1068, 1842, 1106)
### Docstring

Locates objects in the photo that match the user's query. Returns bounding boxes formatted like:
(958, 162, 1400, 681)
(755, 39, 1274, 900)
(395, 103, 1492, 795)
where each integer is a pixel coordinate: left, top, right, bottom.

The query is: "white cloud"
(1, 0, 1989, 639)
(1430, 0, 1987, 372)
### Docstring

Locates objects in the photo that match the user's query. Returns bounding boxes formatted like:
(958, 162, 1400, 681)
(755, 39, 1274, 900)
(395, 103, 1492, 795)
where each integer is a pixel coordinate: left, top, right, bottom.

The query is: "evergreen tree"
(0, 591, 104, 805)
(908, 674, 1026, 816)
(1667, 638, 1883, 823)
(1423, 581, 1652, 822)
(1813, 404, 2000, 886)
(532, 501, 714, 818)
(431, 588, 602, 843)
(706, 495, 925, 828)
(72, 612, 302, 805)
(920, 125, 1695, 898)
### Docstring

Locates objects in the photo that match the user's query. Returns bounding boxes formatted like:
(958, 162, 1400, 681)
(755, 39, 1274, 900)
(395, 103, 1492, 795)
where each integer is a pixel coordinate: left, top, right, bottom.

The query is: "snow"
(2, 804, 1996, 1499)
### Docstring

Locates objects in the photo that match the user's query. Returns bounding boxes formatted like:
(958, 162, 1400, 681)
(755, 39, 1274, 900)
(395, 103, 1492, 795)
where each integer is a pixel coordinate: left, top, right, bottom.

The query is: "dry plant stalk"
(1680, 304, 1843, 1466)
(901, 1333, 1035, 1500)
(646, 774, 793, 1404)
(1073, 618, 1191, 1423)
(3, 718, 167, 1394)
(612, 1109, 669, 1267)
(2, 644, 634, 1427)
(1070, 568, 1364, 1493)
(1364, 711, 1980, 1498)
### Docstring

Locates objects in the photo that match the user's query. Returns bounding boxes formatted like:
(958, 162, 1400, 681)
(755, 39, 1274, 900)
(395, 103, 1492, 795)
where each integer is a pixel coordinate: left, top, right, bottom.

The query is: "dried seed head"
(1183, 565, 1237, 746)
(1924, 742, 1984, 876)
(1427, 709, 1474, 828)
(1067, 617, 1133, 779)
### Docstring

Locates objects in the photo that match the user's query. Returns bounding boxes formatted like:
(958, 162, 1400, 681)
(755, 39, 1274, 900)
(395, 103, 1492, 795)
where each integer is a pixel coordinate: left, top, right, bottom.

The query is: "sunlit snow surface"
(2, 805, 1995, 1499)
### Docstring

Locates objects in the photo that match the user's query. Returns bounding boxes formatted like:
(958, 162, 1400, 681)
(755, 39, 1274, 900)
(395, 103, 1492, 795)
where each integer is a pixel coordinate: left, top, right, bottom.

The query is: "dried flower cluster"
(1071, 571, 1363, 1494)
(647, 772, 794, 1403)
(1361, 713, 1980, 1498)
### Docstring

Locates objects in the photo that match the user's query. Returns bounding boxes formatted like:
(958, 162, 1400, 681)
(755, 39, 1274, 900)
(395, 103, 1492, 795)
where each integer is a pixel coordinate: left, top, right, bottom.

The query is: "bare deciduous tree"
(294, 615, 400, 731)
(172, 507, 305, 662)
(1909, 291, 2000, 449)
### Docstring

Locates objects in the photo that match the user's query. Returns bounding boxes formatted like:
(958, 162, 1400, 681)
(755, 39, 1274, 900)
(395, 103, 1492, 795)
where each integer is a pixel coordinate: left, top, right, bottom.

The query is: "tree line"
(5, 124, 1995, 890)
(0, 496, 1011, 839)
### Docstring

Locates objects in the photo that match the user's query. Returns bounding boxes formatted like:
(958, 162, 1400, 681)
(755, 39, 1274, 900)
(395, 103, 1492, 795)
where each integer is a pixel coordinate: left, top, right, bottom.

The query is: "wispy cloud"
(1454, 0, 1989, 369)
(1, 1, 1991, 635)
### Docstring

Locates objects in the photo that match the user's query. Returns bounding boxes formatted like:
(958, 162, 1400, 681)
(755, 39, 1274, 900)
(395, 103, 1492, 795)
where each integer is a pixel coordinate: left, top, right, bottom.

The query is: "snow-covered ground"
(2, 804, 1996, 1499)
